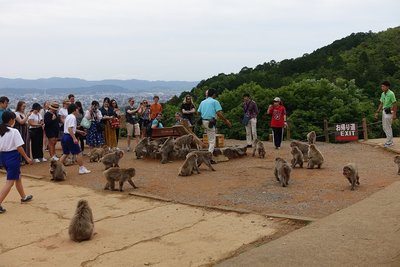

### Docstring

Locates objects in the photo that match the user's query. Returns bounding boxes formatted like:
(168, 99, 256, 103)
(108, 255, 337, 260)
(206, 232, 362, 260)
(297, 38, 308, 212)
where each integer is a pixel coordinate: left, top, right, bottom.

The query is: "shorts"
(127, 123, 140, 137)
(1, 150, 21, 180)
(61, 134, 81, 155)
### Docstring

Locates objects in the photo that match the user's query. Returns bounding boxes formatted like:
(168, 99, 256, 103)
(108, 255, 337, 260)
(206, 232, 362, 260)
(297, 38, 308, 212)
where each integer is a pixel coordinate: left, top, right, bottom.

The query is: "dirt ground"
(22, 138, 399, 219)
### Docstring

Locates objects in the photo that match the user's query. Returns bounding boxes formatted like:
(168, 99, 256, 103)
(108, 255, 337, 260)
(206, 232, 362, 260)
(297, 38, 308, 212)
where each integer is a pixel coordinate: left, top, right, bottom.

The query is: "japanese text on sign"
(335, 123, 358, 141)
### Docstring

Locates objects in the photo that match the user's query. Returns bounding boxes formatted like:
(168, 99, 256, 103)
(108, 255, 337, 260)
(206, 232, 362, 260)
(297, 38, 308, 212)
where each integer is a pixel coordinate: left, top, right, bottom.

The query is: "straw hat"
(49, 102, 60, 111)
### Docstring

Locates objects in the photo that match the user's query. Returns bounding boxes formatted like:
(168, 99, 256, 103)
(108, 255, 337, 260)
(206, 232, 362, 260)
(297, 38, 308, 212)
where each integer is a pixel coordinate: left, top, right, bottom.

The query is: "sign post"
(335, 123, 358, 141)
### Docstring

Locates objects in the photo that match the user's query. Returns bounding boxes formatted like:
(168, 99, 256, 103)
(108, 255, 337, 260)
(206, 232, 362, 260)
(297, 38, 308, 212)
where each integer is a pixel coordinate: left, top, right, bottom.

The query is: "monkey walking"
(89, 147, 106, 162)
(186, 150, 216, 171)
(290, 146, 304, 168)
(274, 157, 292, 187)
(252, 138, 266, 158)
(174, 134, 194, 151)
(342, 163, 360, 191)
(160, 137, 175, 164)
(69, 199, 94, 242)
(307, 144, 324, 169)
(100, 150, 124, 170)
(307, 131, 316, 144)
(50, 159, 66, 181)
(178, 153, 200, 176)
(103, 167, 137, 191)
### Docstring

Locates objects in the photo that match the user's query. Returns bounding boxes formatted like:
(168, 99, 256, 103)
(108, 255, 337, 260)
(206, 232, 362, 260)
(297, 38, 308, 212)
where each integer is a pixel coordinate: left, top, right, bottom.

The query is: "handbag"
(81, 117, 91, 129)
(111, 117, 120, 128)
(242, 114, 251, 126)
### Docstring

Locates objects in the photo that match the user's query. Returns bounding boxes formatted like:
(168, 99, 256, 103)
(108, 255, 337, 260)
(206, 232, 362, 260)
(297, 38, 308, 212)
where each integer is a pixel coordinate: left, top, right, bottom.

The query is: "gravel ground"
(23, 138, 399, 219)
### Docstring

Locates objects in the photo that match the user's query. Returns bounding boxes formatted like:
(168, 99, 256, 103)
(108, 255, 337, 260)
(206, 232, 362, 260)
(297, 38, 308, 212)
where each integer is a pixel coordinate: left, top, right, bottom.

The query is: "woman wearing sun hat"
(44, 102, 61, 161)
(267, 97, 287, 149)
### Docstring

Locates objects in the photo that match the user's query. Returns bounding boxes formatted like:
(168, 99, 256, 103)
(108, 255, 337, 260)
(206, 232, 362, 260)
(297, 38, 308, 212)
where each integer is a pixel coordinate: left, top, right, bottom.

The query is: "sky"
(0, 0, 399, 82)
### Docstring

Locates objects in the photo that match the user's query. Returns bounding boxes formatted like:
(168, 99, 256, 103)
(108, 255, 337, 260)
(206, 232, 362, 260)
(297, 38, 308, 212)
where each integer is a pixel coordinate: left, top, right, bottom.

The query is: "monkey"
(68, 199, 94, 242)
(252, 138, 266, 158)
(50, 159, 66, 181)
(174, 134, 194, 150)
(307, 131, 316, 144)
(100, 150, 124, 170)
(178, 153, 200, 176)
(342, 163, 360, 190)
(290, 146, 304, 168)
(290, 141, 309, 161)
(307, 144, 324, 169)
(89, 147, 106, 162)
(274, 157, 292, 187)
(63, 154, 76, 166)
(135, 137, 150, 159)
(186, 150, 216, 171)
(103, 167, 137, 191)
(394, 156, 400, 175)
(160, 136, 175, 164)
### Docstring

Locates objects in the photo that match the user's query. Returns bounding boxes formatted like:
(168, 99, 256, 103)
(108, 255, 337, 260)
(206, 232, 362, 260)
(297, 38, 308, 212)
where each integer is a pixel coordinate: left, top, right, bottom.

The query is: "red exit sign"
(335, 123, 358, 141)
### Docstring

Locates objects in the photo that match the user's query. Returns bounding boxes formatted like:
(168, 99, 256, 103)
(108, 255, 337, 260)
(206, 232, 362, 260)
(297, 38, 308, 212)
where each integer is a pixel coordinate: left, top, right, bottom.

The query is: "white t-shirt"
(28, 112, 43, 129)
(64, 114, 77, 134)
(58, 108, 68, 119)
(0, 127, 24, 152)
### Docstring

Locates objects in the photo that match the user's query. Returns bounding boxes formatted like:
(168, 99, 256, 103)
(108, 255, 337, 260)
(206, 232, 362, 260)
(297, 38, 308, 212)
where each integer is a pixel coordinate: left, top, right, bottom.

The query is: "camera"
(146, 104, 150, 108)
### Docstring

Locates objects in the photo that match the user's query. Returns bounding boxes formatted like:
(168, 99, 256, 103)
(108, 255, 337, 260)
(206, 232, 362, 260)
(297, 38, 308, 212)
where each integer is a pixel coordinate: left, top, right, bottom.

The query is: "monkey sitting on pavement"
(69, 199, 94, 242)
(50, 159, 66, 181)
(103, 167, 137, 192)
(290, 141, 309, 161)
(252, 138, 266, 158)
(290, 146, 304, 168)
(342, 163, 360, 191)
(178, 153, 200, 176)
(274, 157, 292, 187)
(307, 131, 316, 144)
(307, 144, 324, 169)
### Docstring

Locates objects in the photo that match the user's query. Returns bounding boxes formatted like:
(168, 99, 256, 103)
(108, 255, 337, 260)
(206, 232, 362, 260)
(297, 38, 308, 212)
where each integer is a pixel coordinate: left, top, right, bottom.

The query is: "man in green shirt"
(375, 81, 397, 147)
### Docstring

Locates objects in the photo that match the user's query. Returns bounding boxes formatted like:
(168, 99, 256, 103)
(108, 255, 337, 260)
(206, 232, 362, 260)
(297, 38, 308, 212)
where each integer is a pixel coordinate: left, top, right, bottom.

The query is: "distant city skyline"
(0, 0, 399, 81)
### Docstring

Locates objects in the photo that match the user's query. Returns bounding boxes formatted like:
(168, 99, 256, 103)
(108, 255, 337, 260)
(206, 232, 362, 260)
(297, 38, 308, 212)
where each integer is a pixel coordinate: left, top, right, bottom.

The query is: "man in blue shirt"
(198, 88, 231, 159)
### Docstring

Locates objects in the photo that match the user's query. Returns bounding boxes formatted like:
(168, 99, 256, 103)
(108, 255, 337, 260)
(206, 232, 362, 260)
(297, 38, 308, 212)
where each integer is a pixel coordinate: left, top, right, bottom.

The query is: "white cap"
(273, 97, 281, 102)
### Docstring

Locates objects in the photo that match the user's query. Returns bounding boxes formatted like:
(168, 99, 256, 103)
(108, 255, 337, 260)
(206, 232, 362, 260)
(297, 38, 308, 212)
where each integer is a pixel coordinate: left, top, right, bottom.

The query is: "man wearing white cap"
(267, 97, 287, 149)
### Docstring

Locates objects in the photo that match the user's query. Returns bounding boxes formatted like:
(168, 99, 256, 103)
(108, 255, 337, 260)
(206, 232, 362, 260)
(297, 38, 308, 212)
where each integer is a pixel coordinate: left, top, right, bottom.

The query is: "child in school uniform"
(0, 111, 33, 214)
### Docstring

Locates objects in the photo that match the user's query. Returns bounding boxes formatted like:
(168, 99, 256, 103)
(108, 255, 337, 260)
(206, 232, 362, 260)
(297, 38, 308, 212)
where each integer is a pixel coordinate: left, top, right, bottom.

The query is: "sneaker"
(0, 205, 6, 213)
(21, 195, 33, 203)
(33, 159, 40, 163)
(51, 155, 59, 161)
(41, 158, 48, 162)
(79, 167, 91, 174)
(384, 143, 394, 148)
(126, 146, 131, 152)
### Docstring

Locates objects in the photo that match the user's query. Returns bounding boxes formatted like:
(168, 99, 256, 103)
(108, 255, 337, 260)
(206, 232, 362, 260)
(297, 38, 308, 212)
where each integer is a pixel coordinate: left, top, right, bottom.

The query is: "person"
(59, 104, 91, 175)
(267, 97, 287, 149)
(243, 93, 259, 147)
(44, 102, 60, 161)
(40, 101, 50, 151)
(58, 99, 70, 143)
(375, 81, 397, 147)
(151, 113, 164, 129)
(28, 103, 46, 162)
(181, 95, 196, 125)
(138, 100, 151, 138)
(14, 101, 32, 164)
(0, 96, 10, 124)
(74, 101, 86, 153)
(99, 97, 117, 148)
(68, 94, 75, 104)
(85, 100, 104, 151)
(125, 98, 140, 151)
(0, 111, 33, 214)
(197, 88, 231, 158)
(110, 99, 121, 144)
(174, 112, 192, 127)
(150, 95, 162, 120)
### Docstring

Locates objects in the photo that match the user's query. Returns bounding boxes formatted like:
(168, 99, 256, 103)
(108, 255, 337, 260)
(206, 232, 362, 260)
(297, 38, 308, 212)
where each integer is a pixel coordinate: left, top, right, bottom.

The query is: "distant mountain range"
(0, 77, 199, 94)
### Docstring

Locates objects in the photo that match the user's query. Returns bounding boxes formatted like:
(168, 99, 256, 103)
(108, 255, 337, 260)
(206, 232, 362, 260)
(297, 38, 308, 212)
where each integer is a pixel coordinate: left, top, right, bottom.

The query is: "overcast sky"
(0, 0, 399, 81)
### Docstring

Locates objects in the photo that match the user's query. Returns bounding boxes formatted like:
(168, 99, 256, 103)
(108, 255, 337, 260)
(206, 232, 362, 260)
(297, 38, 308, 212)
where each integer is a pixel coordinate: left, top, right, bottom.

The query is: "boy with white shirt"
(59, 104, 91, 174)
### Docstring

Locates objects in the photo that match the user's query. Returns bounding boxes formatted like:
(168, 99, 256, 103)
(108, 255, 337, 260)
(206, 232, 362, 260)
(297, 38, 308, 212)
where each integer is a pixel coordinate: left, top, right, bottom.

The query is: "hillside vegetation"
(164, 26, 400, 140)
